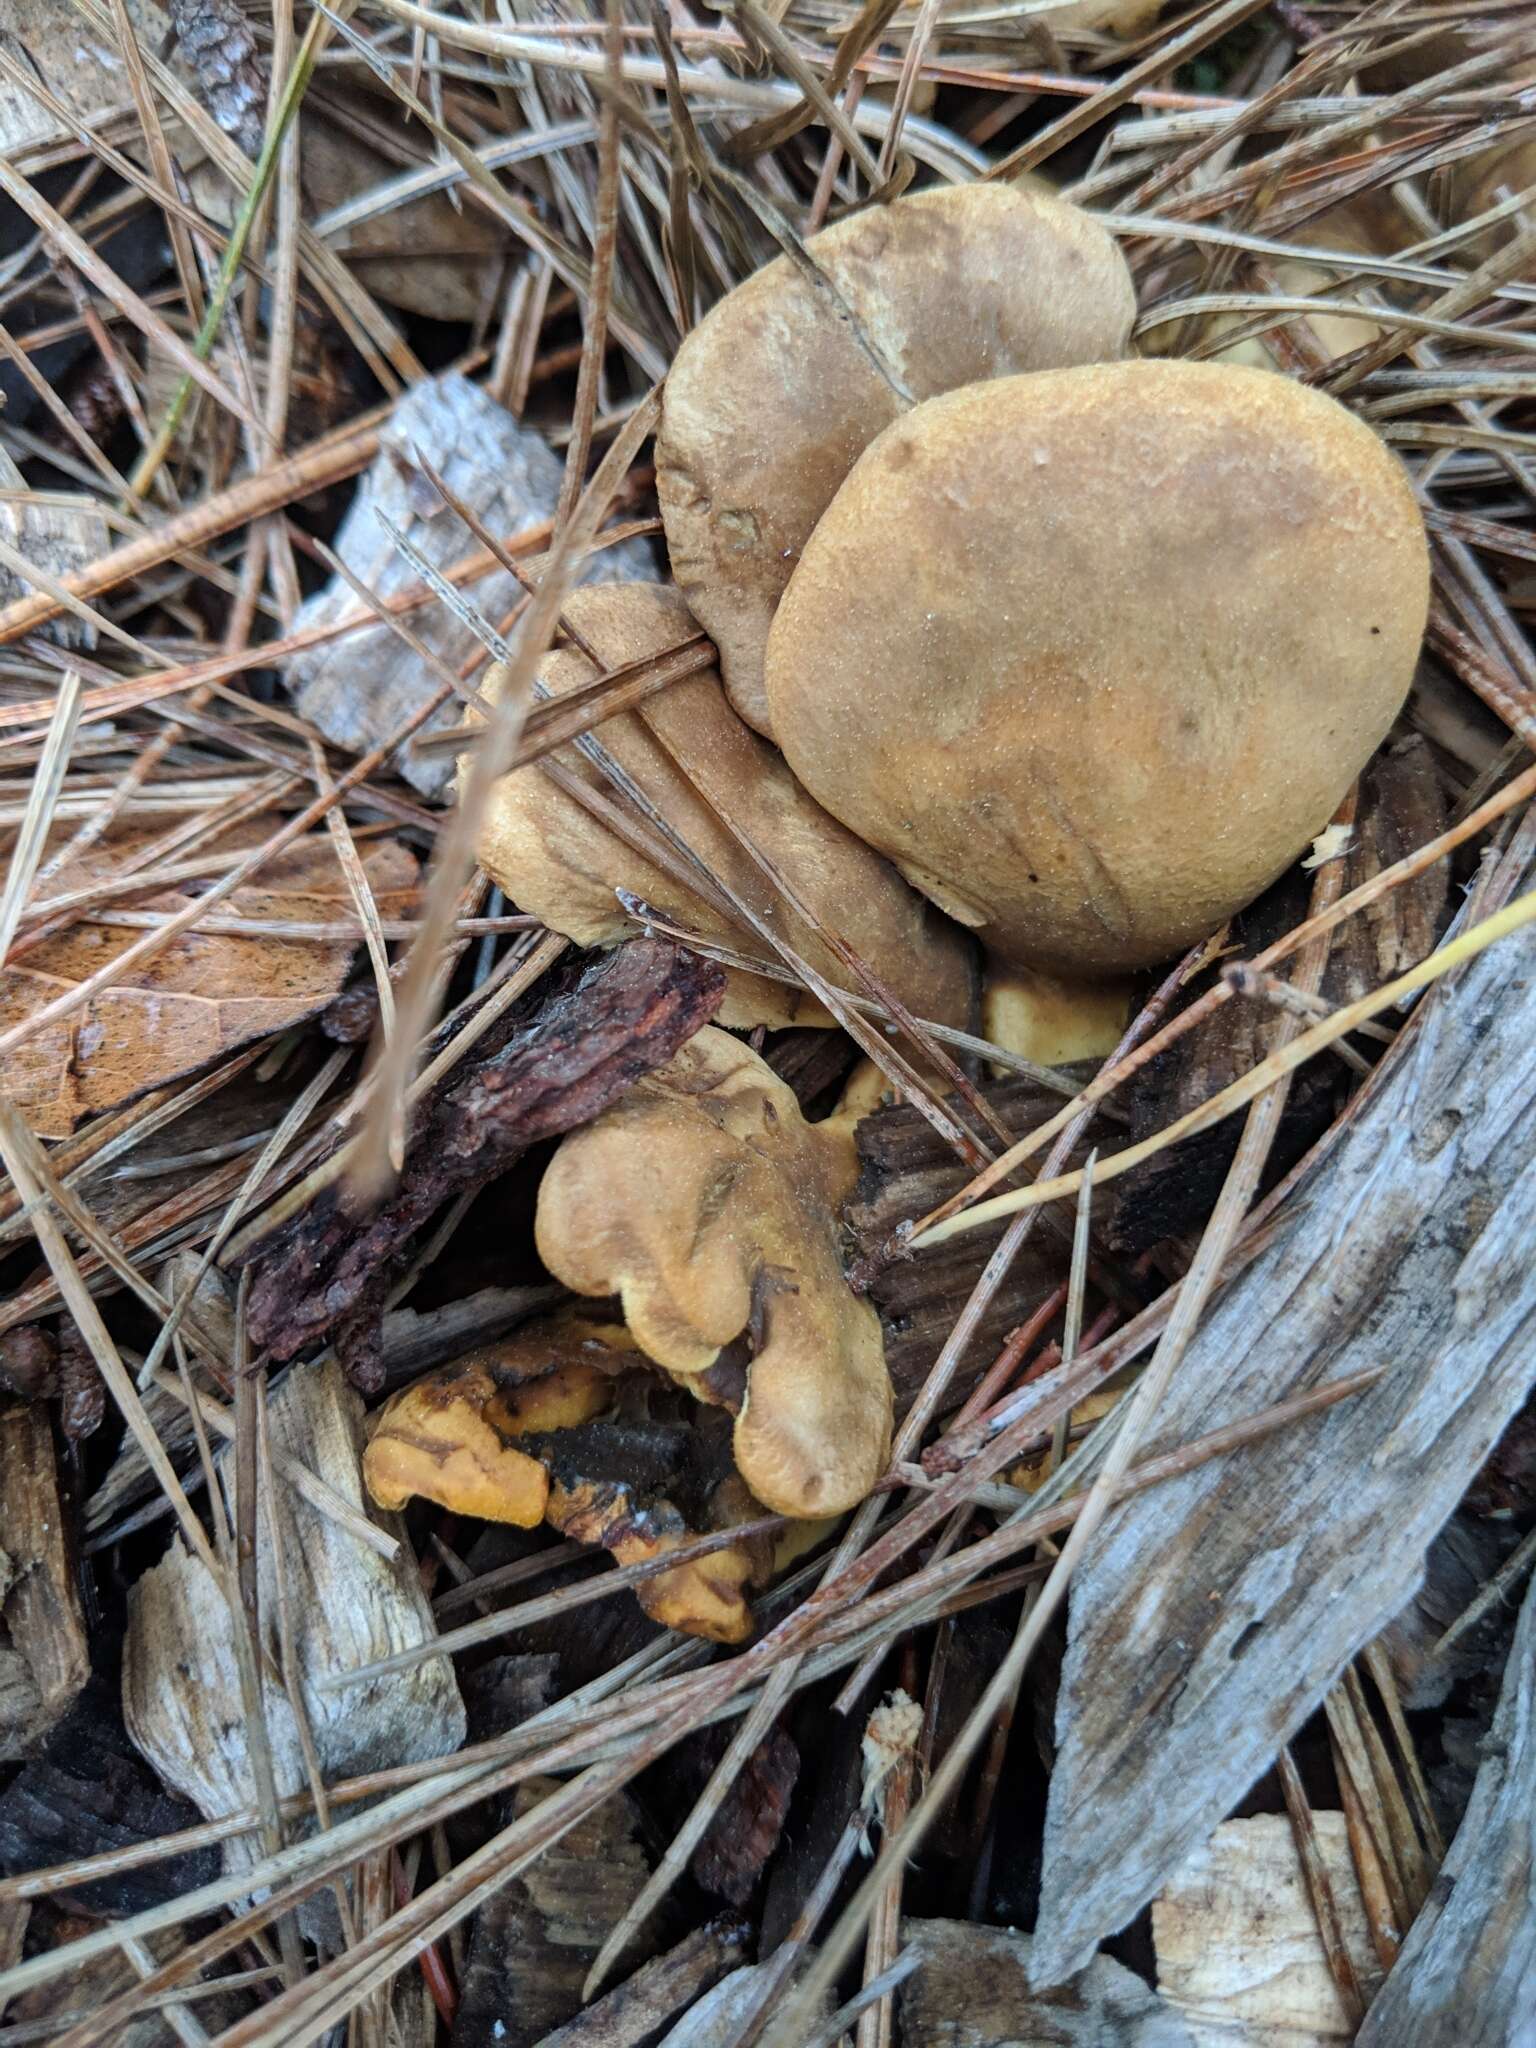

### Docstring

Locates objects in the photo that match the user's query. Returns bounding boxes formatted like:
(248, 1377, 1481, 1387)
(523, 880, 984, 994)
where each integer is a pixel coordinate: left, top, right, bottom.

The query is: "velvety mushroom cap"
(764, 359, 1429, 976)
(657, 182, 1136, 736)
(470, 581, 974, 1033)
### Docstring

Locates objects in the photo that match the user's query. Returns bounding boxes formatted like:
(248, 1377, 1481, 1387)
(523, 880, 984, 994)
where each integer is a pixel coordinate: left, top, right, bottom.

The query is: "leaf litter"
(0, 4, 1534, 2047)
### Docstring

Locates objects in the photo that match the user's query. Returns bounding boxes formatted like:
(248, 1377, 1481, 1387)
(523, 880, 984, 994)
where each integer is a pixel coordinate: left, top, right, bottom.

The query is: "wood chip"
(1356, 1562, 1536, 2044)
(1030, 892, 1536, 1985)
(287, 373, 654, 797)
(452, 1778, 653, 2048)
(0, 1404, 88, 1763)
(1152, 1815, 1381, 2044)
(898, 1919, 1193, 2046)
(0, 0, 171, 158)
(534, 1917, 751, 2048)
(123, 1357, 465, 1913)
(0, 451, 108, 651)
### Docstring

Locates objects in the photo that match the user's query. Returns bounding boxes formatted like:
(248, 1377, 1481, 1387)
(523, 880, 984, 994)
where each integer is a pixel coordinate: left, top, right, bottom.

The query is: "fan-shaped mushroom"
(535, 1026, 890, 1520)
(764, 359, 1429, 976)
(657, 182, 1136, 735)
(470, 581, 974, 1033)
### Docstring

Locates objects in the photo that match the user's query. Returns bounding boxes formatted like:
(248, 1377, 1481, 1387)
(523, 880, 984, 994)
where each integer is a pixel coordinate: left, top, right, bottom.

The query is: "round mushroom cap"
(469, 582, 975, 1032)
(656, 182, 1136, 736)
(764, 359, 1429, 976)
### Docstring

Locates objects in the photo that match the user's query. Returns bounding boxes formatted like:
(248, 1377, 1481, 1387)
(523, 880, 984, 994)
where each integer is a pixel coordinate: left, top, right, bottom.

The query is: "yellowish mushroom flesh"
(363, 1355, 616, 1526)
(982, 964, 1130, 1070)
(765, 359, 1429, 977)
(657, 182, 1136, 736)
(534, 1027, 891, 1521)
(468, 582, 974, 1034)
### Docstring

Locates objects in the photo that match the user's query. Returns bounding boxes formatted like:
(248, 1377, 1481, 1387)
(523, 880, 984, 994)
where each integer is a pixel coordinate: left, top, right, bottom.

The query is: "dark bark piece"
(241, 939, 725, 1382)
(0, 1327, 56, 1402)
(451, 1778, 653, 2048)
(534, 1918, 751, 2048)
(685, 1725, 799, 1907)
(0, 1677, 218, 1914)
(1109, 736, 1450, 1254)
(1357, 1564, 1536, 2045)
(846, 1076, 1092, 1407)
(168, 0, 268, 158)
(55, 1316, 104, 1443)
(1031, 900, 1536, 1986)
(459, 1653, 560, 1746)
(0, 1403, 88, 1762)
(898, 1920, 1193, 2046)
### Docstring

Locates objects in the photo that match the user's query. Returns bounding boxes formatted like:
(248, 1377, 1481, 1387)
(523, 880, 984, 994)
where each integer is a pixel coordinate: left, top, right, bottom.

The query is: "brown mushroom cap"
(656, 182, 1136, 736)
(535, 1027, 891, 1520)
(764, 359, 1430, 976)
(471, 581, 974, 1033)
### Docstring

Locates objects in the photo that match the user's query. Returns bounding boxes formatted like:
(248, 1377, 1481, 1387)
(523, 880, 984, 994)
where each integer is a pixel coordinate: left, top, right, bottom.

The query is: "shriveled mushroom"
(657, 182, 1136, 735)
(765, 359, 1429, 976)
(470, 581, 974, 1033)
(363, 1318, 630, 1525)
(542, 1465, 767, 1645)
(535, 1027, 890, 1520)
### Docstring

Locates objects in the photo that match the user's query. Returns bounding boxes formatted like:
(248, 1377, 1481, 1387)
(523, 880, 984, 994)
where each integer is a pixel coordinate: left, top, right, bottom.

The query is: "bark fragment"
(241, 938, 725, 1386)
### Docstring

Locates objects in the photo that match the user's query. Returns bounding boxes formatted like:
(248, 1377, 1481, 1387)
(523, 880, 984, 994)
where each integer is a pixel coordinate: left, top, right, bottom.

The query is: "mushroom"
(365, 1317, 790, 1642)
(470, 581, 974, 1033)
(656, 182, 1137, 736)
(362, 1317, 631, 1526)
(535, 1026, 890, 1520)
(764, 359, 1429, 976)
(542, 1465, 767, 1646)
(981, 966, 1129, 1070)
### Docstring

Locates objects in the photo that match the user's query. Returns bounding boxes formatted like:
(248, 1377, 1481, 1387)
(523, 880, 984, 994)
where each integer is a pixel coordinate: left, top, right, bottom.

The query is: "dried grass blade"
(0, 669, 81, 967)
(348, 390, 660, 1198)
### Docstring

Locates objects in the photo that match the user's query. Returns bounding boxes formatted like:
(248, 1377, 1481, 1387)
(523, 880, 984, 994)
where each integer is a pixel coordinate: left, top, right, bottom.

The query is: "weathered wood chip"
(1031, 901, 1536, 1985)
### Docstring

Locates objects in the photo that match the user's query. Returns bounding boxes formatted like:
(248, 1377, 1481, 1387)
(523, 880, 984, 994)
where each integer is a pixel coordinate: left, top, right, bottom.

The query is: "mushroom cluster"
(367, 180, 1429, 1639)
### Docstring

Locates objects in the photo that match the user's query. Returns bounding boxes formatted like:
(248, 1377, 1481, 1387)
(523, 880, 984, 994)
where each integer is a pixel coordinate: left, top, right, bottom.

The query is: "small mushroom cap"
(657, 183, 1136, 735)
(535, 1027, 892, 1520)
(471, 582, 973, 1033)
(765, 359, 1429, 975)
(362, 1329, 621, 1524)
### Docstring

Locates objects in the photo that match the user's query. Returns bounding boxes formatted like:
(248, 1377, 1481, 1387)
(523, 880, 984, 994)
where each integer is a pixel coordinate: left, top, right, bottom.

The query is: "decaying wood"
(897, 1920, 1193, 2047)
(1356, 1563, 1536, 2045)
(123, 1357, 465, 1915)
(451, 1779, 653, 2048)
(1111, 738, 1449, 1253)
(286, 373, 654, 796)
(0, 829, 418, 1139)
(0, 0, 170, 159)
(241, 936, 725, 1387)
(847, 1077, 1093, 1405)
(1151, 1815, 1380, 2046)
(0, 450, 107, 652)
(655, 1959, 845, 2048)
(1030, 903, 1536, 1985)
(0, 1404, 87, 1762)
(535, 1917, 751, 2048)
(0, 1679, 216, 1915)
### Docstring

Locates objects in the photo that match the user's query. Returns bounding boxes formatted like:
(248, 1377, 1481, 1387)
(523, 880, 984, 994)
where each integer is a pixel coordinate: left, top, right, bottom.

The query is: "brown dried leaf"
(0, 828, 418, 1138)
